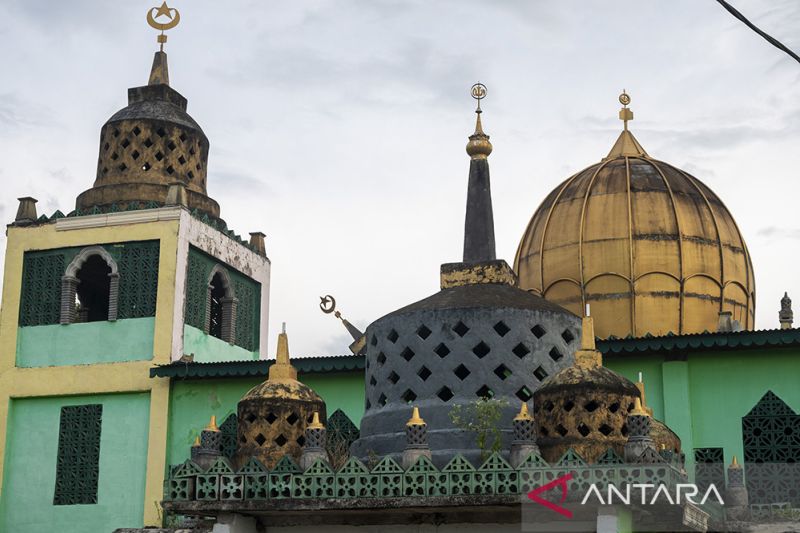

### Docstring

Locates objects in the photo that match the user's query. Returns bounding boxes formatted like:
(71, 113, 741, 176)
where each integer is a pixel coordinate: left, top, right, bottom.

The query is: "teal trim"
(16, 318, 155, 367)
(0, 393, 151, 533)
(183, 324, 258, 363)
(599, 327, 800, 355)
(150, 354, 364, 379)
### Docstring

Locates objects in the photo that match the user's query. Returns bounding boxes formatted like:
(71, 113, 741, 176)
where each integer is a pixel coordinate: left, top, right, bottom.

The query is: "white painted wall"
(172, 209, 271, 361)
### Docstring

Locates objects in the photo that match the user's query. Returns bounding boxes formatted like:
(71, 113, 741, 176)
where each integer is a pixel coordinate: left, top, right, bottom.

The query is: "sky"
(0, 0, 798, 357)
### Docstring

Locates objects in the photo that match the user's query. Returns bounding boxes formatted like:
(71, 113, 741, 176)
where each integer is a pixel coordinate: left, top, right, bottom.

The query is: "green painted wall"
(608, 346, 800, 480)
(605, 358, 665, 420)
(687, 348, 800, 469)
(16, 318, 155, 367)
(183, 324, 258, 363)
(166, 372, 365, 466)
(0, 392, 151, 533)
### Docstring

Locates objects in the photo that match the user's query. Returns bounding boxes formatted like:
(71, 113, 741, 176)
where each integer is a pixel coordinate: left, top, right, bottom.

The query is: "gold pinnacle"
(268, 325, 298, 381)
(514, 402, 533, 421)
(204, 415, 220, 432)
(619, 90, 633, 131)
(406, 406, 425, 426)
(146, 2, 181, 52)
(308, 411, 325, 430)
(466, 83, 492, 160)
(630, 397, 649, 417)
(731, 455, 742, 468)
(192, 435, 201, 447)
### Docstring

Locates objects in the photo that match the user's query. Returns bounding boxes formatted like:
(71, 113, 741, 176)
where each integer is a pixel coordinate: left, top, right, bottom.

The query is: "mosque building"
(0, 4, 799, 533)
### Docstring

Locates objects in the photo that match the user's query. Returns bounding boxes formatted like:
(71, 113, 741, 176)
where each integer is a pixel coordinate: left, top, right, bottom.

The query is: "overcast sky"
(1, 0, 799, 356)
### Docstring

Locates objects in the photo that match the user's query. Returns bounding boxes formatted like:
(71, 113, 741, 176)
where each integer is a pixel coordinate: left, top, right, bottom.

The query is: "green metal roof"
(150, 354, 365, 379)
(598, 327, 800, 356)
(151, 328, 800, 379)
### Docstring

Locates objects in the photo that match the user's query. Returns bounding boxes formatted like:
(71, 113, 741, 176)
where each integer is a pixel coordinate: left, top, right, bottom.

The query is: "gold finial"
(619, 90, 633, 131)
(605, 89, 648, 159)
(635, 372, 655, 417)
(319, 294, 365, 349)
(514, 402, 533, 422)
(466, 83, 493, 159)
(406, 406, 425, 426)
(204, 415, 220, 432)
(308, 411, 325, 430)
(147, 2, 181, 52)
(580, 304, 596, 351)
(574, 304, 603, 368)
(192, 435, 201, 447)
(268, 324, 298, 381)
(730, 455, 742, 468)
(630, 397, 649, 417)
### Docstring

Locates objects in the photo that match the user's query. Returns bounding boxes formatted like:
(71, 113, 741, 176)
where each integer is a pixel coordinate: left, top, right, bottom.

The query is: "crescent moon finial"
(146, 2, 181, 52)
(319, 295, 337, 314)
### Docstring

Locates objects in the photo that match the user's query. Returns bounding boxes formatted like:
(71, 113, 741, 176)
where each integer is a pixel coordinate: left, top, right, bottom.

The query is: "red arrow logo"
(527, 472, 573, 518)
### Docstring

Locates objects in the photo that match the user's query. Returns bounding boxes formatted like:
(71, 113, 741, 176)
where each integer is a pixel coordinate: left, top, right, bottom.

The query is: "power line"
(715, 0, 800, 64)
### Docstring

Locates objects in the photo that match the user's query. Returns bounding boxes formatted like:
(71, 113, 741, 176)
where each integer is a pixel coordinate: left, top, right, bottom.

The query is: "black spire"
(463, 89, 495, 263)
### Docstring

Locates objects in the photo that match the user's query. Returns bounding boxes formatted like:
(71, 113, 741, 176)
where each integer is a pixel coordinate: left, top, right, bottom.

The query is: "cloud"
(757, 226, 800, 240)
(0, 93, 50, 132)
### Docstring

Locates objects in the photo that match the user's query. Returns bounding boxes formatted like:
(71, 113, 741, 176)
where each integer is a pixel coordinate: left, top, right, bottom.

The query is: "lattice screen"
(742, 391, 800, 505)
(220, 414, 238, 459)
(19, 242, 160, 326)
(54, 404, 103, 505)
(184, 246, 260, 351)
(117, 241, 160, 318)
(693, 447, 724, 494)
(19, 253, 64, 326)
(326, 409, 360, 456)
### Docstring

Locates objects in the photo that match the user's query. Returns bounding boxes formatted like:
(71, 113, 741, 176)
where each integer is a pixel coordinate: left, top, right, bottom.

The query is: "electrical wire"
(715, 0, 800, 64)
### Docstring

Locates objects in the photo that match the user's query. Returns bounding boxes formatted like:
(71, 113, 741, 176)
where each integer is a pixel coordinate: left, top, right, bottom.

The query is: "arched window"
(61, 246, 119, 324)
(205, 266, 237, 343)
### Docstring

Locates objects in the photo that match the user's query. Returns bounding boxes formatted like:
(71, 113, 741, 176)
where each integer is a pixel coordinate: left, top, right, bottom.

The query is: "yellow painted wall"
(0, 214, 180, 526)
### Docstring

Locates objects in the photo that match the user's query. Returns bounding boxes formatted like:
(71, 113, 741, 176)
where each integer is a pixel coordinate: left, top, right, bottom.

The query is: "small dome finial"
(630, 397, 649, 417)
(605, 89, 648, 159)
(308, 411, 325, 430)
(268, 325, 298, 381)
(514, 402, 533, 421)
(619, 89, 633, 130)
(145, 3, 180, 85)
(204, 415, 220, 432)
(780, 292, 793, 329)
(147, 2, 180, 53)
(406, 406, 425, 426)
(466, 83, 493, 159)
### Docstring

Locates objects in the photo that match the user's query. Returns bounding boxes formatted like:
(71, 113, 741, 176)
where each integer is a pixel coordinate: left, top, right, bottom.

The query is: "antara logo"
(527, 473, 724, 517)
(581, 483, 725, 506)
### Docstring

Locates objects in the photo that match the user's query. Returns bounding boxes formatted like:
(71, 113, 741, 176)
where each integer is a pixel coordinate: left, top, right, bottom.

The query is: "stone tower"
(351, 88, 580, 466)
(76, 51, 220, 218)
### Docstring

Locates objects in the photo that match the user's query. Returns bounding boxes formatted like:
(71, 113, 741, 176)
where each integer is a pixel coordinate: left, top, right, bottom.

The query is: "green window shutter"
(54, 404, 103, 505)
(19, 252, 65, 326)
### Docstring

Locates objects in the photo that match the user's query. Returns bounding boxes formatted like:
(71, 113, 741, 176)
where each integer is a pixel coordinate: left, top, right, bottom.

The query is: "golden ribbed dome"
(514, 96, 755, 339)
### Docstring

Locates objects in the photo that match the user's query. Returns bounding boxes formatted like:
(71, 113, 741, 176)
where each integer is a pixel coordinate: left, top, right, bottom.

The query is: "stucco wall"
(16, 318, 155, 367)
(0, 393, 151, 533)
(172, 211, 271, 362)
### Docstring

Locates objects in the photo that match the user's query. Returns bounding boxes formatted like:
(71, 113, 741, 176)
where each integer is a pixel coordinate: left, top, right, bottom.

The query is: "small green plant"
(449, 397, 509, 460)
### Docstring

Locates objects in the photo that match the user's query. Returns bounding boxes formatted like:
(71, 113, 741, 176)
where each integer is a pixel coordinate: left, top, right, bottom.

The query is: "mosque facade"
(0, 5, 799, 533)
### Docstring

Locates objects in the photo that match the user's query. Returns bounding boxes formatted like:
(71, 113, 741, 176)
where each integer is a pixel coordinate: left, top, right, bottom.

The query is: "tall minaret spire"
(463, 83, 496, 263)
